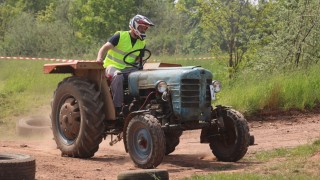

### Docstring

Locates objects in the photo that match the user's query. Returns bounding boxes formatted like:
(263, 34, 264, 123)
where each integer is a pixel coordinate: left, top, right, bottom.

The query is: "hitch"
(109, 132, 123, 146)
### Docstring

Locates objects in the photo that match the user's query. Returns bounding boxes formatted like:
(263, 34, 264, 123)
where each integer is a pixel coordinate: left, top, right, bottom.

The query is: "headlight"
(155, 80, 167, 93)
(212, 80, 222, 93)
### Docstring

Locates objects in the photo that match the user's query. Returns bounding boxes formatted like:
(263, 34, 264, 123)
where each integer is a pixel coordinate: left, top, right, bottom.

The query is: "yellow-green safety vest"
(103, 31, 146, 69)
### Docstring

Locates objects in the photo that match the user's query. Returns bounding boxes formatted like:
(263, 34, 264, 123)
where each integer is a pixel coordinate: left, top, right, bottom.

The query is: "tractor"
(43, 49, 253, 169)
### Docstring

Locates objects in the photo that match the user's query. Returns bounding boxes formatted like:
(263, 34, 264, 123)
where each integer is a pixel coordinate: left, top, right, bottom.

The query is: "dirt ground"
(1, 108, 320, 180)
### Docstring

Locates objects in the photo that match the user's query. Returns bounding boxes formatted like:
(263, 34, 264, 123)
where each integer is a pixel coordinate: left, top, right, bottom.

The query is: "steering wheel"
(123, 49, 151, 70)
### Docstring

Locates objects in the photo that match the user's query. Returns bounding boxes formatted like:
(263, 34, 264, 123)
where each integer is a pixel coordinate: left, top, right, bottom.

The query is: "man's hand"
(96, 58, 104, 66)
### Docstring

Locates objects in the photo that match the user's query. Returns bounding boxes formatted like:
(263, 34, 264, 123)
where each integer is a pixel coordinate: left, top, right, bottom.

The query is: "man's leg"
(105, 66, 123, 114)
(105, 66, 138, 115)
(110, 74, 124, 108)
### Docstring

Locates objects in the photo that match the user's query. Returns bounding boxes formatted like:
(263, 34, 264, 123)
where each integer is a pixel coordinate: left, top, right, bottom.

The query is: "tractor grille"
(181, 78, 212, 108)
(181, 79, 200, 107)
(205, 79, 212, 106)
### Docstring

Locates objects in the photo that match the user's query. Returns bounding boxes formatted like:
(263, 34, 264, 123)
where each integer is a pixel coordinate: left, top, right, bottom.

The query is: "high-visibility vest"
(103, 31, 145, 69)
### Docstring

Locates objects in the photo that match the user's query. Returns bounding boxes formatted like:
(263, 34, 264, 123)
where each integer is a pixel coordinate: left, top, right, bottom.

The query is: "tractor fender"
(44, 61, 116, 120)
(212, 105, 232, 117)
(123, 110, 150, 152)
(96, 70, 116, 120)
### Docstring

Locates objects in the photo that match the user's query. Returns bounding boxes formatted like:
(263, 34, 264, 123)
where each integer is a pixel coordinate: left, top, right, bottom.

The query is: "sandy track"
(1, 113, 320, 180)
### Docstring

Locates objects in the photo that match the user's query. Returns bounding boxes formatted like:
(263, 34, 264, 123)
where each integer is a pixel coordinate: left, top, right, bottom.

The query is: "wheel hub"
(59, 98, 80, 140)
(138, 136, 148, 149)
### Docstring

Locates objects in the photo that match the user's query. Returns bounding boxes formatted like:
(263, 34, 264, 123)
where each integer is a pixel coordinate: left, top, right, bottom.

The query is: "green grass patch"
(214, 64, 320, 114)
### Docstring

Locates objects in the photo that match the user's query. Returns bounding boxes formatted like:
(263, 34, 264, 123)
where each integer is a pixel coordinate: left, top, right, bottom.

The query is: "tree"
(272, 0, 320, 67)
(70, 0, 138, 44)
(0, 3, 20, 41)
(175, 0, 212, 55)
(0, 0, 57, 43)
(4, 0, 55, 13)
(191, 0, 273, 76)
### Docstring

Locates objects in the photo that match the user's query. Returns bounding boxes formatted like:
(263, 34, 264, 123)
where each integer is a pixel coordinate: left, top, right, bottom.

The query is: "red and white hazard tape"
(0, 56, 222, 62)
(0, 56, 94, 62)
(175, 57, 215, 60)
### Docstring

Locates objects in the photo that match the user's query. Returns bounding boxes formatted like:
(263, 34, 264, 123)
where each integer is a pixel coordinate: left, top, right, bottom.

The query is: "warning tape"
(0, 56, 225, 62)
(0, 56, 94, 62)
(175, 57, 215, 60)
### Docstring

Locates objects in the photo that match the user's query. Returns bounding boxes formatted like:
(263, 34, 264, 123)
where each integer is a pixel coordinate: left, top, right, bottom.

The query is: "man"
(96, 14, 154, 116)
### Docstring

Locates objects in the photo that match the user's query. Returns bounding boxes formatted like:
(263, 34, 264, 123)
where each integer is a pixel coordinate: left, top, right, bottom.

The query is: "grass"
(212, 65, 320, 115)
(182, 140, 320, 180)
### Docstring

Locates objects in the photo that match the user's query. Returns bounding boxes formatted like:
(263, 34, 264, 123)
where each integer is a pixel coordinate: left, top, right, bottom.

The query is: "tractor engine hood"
(128, 66, 213, 96)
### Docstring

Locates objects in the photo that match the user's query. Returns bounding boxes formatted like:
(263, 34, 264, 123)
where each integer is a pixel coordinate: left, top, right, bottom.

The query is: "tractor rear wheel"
(51, 77, 105, 158)
(126, 114, 165, 169)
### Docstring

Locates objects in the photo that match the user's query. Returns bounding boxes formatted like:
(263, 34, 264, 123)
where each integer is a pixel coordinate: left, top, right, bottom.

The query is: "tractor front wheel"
(209, 108, 250, 162)
(126, 114, 165, 169)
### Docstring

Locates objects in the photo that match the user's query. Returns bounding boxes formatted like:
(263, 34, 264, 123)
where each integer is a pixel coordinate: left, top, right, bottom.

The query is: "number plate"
(209, 85, 215, 100)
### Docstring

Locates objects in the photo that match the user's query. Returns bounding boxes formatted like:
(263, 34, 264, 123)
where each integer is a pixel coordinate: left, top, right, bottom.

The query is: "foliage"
(192, 0, 275, 76)
(148, 2, 186, 55)
(175, 0, 212, 55)
(254, 0, 320, 71)
(0, 11, 89, 58)
(70, 0, 138, 44)
(0, 3, 21, 41)
(10, 0, 56, 13)
(1, 0, 320, 71)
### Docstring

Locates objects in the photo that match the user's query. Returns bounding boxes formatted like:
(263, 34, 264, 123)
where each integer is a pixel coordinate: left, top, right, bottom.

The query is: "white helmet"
(129, 14, 154, 40)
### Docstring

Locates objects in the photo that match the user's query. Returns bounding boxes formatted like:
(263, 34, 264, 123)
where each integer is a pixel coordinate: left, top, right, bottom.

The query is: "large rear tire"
(51, 77, 105, 158)
(126, 114, 165, 169)
(209, 109, 249, 162)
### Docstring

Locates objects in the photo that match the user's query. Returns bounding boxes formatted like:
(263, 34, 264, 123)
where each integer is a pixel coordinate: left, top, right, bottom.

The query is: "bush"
(0, 12, 89, 59)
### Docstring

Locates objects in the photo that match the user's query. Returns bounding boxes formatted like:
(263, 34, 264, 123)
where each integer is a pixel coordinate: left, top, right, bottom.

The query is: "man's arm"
(96, 32, 120, 62)
(96, 42, 114, 62)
